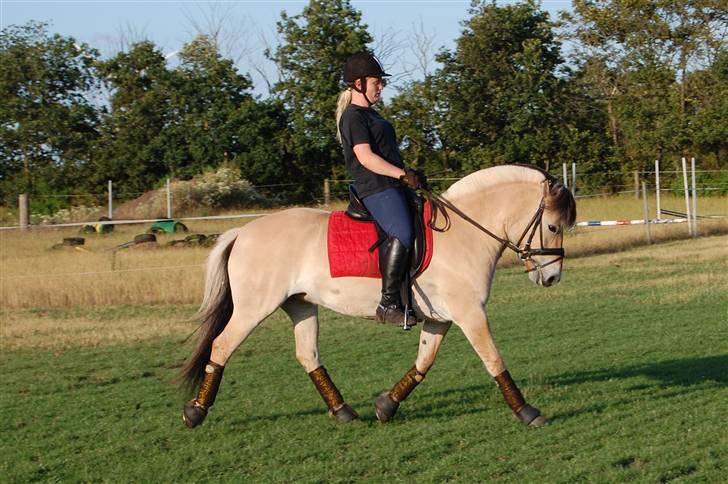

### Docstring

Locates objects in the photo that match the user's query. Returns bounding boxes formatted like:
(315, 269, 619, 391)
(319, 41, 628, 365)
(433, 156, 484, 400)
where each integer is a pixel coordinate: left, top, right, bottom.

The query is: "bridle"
(421, 180, 565, 273)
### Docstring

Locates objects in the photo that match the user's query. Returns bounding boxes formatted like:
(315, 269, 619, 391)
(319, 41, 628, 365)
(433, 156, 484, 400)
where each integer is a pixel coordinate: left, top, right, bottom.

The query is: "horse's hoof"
(529, 415, 549, 427)
(332, 404, 359, 423)
(374, 392, 400, 423)
(516, 404, 546, 427)
(183, 400, 208, 428)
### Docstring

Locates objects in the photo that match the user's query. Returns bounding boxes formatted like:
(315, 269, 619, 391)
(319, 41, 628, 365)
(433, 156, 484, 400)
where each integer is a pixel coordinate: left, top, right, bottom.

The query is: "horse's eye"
(548, 224, 559, 234)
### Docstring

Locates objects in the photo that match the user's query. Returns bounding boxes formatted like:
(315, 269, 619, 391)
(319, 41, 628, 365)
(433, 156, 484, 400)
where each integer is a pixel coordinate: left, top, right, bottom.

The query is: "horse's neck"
(447, 181, 541, 233)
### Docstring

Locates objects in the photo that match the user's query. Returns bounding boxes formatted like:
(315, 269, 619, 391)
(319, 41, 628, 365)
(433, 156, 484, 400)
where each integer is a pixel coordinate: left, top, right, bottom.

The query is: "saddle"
(327, 186, 433, 279)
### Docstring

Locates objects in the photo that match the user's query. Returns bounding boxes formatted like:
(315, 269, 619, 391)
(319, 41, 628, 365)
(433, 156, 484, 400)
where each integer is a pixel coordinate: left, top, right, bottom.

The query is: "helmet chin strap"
(354, 77, 374, 106)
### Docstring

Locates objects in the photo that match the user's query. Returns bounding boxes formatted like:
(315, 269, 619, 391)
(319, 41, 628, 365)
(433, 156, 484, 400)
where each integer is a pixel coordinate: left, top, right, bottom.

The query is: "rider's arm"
(352, 143, 406, 179)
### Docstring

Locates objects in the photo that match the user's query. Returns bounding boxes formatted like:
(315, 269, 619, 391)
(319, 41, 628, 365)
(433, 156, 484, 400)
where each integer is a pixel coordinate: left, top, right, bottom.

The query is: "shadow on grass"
(212, 356, 728, 425)
(547, 354, 728, 388)
(220, 384, 493, 424)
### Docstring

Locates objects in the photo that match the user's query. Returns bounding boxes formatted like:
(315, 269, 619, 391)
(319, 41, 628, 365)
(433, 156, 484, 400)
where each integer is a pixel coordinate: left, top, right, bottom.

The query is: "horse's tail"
(180, 228, 239, 390)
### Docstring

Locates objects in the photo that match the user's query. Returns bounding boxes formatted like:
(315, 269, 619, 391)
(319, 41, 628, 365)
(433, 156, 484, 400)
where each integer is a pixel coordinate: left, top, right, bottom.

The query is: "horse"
(181, 164, 576, 428)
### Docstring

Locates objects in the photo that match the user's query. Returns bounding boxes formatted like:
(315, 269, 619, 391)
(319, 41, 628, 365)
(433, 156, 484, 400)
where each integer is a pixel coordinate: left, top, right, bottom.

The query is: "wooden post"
(108, 180, 113, 219)
(571, 162, 576, 194)
(634, 171, 640, 199)
(166, 178, 172, 219)
(19, 193, 29, 230)
(642, 182, 651, 244)
(324, 179, 330, 206)
(562, 163, 568, 188)
(654, 160, 661, 220)
(691, 157, 698, 236)
(681, 157, 692, 236)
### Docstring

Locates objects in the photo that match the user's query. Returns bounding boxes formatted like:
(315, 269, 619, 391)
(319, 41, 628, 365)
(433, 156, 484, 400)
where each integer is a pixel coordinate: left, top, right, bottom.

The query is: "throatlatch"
(183, 361, 225, 428)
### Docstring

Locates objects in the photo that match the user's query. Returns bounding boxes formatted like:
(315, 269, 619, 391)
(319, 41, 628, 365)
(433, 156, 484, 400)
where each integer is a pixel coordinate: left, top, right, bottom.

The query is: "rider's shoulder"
(341, 105, 372, 123)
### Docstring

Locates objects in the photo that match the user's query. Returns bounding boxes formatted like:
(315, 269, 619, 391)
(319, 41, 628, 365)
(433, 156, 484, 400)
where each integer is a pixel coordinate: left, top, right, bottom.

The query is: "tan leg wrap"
(308, 366, 345, 412)
(196, 361, 225, 409)
(494, 370, 526, 414)
(390, 366, 426, 403)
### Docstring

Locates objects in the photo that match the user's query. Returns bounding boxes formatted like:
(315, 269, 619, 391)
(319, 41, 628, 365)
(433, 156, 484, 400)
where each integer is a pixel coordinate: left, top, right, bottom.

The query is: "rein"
(420, 183, 565, 272)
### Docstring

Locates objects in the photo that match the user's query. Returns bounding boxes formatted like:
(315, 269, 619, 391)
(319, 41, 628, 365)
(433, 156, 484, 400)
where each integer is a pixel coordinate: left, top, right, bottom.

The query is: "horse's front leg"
(455, 305, 547, 427)
(375, 320, 452, 423)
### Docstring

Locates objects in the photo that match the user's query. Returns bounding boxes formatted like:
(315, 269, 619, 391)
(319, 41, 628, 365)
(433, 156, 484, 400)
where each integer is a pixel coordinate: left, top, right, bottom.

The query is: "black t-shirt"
(339, 104, 403, 199)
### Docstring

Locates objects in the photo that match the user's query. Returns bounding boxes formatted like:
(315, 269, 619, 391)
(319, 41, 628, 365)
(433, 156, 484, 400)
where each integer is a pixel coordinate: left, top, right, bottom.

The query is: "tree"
(95, 36, 299, 202)
(433, 0, 566, 173)
(564, 0, 728, 173)
(269, 0, 372, 196)
(92, 41, 173, 197)
(689, 48, 728, 167)
(165, 35, 256, 178)
(0, 21, 100, 209)
(383, 77, 448, 181)
(169, 35, 300, 199)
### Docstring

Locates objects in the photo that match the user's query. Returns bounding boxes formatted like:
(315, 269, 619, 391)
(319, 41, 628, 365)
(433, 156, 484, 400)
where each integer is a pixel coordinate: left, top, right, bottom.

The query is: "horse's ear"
(547, 172, 561, 187)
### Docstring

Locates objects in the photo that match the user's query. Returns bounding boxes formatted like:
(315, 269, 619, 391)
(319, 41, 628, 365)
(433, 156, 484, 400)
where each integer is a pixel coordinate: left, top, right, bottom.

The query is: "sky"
(1, 0, 573, 96)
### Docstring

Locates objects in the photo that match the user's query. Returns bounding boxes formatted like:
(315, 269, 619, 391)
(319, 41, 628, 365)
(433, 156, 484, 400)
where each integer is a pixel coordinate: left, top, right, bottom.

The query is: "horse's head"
(440, 164, 577, 287)
(522, 177, 576, 287)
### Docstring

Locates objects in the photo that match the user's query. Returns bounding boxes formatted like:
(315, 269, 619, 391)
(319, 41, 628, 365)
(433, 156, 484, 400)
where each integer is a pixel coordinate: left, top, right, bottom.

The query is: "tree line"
(1, 0, 726, 212)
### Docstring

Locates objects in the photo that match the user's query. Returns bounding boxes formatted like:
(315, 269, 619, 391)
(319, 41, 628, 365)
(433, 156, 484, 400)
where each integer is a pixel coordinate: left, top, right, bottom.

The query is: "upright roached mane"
(181, 164, 576, 429)
(445, 165, 576, 229)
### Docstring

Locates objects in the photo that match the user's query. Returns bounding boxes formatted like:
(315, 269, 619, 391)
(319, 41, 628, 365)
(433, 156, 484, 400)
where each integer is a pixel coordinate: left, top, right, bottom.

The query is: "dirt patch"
(112, 189, 169, 220)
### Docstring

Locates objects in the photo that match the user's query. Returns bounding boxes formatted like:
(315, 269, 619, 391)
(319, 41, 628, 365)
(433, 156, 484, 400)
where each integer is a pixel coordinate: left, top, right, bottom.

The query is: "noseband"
(514, 198, 565, 272)
(423, 181, 565, 273)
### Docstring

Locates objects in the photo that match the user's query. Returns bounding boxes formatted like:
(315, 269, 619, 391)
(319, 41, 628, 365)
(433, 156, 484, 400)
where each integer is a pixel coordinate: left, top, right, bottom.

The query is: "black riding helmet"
(343, 52, 390, 82)
(343, 52, 390, 105)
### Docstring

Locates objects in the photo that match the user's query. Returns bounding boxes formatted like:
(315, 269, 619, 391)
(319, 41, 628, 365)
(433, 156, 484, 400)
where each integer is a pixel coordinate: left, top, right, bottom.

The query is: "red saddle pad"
(327, 201, 433, 278)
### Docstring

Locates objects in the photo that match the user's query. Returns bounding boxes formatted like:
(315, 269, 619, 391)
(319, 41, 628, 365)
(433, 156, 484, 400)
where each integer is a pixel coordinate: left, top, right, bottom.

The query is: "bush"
(33, 205, 103, 225)
(173, 165, 269, 210)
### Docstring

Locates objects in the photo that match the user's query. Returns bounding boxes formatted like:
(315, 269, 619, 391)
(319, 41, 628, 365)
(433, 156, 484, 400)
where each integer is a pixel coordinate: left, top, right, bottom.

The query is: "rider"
(335, 52, 424, 326)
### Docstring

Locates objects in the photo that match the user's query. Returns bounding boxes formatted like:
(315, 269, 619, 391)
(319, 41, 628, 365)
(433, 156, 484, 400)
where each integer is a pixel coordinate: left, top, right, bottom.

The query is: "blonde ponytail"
(335, 88, 352, 144)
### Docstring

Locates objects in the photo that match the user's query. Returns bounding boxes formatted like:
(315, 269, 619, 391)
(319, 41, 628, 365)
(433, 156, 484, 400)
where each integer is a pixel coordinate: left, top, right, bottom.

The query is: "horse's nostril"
(545, 275, 559, 285)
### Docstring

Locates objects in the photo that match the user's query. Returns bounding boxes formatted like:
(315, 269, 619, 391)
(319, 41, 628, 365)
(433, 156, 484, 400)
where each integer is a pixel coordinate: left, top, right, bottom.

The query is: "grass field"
(2, 234, 727, 482)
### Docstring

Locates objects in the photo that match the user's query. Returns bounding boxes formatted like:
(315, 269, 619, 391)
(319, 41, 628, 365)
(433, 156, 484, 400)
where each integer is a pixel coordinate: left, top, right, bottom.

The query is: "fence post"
(642, 182, 651, 244)
(166, 178, 172, 219)
(691, 157, 698, 236)
(562, 163, 568, 188)
(324, 179, 330, 206)
(681, 157, 692, 236)
(19, 193, 29, 230)
(571, 162, 576, 194)
(654, 160, 661, 220)
(634, 171, 640, 199)
(108, 180, 113, 219)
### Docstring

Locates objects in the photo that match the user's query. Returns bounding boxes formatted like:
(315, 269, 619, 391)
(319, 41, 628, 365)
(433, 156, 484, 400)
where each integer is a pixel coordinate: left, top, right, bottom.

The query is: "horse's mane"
(444, 164, 577, 227)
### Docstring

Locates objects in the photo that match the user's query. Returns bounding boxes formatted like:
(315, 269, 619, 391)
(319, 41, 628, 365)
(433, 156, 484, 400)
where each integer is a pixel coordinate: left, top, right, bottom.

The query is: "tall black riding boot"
(376, 237, 416, 326)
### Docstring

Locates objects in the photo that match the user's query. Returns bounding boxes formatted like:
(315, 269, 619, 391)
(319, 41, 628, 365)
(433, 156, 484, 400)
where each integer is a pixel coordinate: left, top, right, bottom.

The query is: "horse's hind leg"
(282, 298, 359, 423)
(375, 320, 452, 423)
(183, 304, 272, 428)
(455, 305, 547, 427)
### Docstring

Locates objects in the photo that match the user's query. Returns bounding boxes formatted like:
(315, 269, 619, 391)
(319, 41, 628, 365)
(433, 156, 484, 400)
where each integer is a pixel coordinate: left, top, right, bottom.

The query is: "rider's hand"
(400, 168, 428, 190)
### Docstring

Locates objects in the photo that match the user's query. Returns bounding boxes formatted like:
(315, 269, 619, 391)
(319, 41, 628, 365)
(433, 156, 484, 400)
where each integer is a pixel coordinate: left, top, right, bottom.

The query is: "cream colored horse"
(181, 165, 576, 428)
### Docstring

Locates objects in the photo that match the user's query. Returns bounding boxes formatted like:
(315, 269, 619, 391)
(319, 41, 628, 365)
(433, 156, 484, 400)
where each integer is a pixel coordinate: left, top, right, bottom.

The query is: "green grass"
(2, 236, 727, 482)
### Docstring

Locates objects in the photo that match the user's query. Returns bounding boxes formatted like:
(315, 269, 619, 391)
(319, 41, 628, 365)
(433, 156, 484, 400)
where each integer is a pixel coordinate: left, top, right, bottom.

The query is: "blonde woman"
(335, 52, 425, 326)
